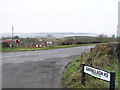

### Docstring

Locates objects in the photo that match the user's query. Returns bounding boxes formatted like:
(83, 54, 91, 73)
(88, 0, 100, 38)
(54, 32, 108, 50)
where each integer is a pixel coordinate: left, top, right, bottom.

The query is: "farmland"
(1, 34, 117, 52)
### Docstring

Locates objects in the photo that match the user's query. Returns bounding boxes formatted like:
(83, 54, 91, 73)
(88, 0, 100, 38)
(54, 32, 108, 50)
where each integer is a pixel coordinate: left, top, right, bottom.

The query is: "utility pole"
(12, 26, 14, 39)
(118, 1, 120, 89)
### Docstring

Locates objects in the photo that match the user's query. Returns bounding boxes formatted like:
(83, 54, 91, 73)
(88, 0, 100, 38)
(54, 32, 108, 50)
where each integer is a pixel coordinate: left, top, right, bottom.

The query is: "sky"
(0, 0, 119, 36)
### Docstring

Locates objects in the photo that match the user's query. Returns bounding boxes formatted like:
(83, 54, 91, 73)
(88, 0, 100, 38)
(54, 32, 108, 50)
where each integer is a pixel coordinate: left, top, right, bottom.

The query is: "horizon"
(2, 32, 115, 38)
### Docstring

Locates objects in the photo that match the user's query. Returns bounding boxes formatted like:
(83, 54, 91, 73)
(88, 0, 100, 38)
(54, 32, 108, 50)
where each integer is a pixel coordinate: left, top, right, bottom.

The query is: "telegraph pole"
(12, 26, 14, 39)
(118, 1, 120, 89)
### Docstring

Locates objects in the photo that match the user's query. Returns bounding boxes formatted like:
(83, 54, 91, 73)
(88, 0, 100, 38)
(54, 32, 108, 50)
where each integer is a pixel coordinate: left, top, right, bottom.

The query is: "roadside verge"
(62, 44, 118, 88)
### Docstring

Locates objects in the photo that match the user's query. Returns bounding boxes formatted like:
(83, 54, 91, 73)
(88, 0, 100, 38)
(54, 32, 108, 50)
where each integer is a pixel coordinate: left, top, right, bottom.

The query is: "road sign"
(84, 66, 110, 82)
(81, 63, 115, 90)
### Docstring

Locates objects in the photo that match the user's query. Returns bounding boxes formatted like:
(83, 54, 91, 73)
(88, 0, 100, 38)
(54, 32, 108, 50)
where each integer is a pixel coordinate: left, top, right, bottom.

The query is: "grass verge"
(62, 44, 118, 89)
(1, 42, 117, 52)
(62, 54, 118, 88)
(1, 43, 95, 52)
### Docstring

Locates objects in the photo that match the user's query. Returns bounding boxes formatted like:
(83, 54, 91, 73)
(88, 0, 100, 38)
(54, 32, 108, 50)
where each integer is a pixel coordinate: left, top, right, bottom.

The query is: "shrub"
(2, 42, 10, 48)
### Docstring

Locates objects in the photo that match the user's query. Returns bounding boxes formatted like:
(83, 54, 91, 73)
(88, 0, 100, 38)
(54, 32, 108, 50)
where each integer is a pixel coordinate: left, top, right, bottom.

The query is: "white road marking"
(38, 52, 53, 54)
(38, 53, 44, 55)
(34, 59, 39, 61)
(3, 55, 21, 58)
(47, 52, 51, 53)
(3, 51, 58, 59)
(13, 61, 24, 64)
(3, 56, 11, 58)
(32, 59, 44, 61)
(62, 55, 70, 58)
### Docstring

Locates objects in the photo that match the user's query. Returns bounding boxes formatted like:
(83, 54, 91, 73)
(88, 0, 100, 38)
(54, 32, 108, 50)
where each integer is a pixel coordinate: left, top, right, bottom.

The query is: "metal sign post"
(81, 64, 115, 90)
(110, 71, 115, 90)
(81, 63, 85, 86)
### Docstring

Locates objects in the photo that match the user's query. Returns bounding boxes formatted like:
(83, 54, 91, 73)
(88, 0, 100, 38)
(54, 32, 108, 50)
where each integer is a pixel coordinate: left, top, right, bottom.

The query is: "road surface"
(2, 45, 95, 88)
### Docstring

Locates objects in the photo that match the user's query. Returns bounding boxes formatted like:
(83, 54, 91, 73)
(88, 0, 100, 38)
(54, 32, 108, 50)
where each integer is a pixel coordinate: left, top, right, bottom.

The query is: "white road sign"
(84, 66, 110, 82)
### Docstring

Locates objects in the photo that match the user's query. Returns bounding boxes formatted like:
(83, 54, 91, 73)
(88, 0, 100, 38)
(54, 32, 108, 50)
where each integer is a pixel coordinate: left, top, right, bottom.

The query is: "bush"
(2, 42, 10, 48)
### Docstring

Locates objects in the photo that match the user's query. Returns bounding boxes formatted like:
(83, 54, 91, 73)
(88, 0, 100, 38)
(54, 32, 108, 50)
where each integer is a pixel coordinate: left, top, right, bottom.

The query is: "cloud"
(0, 0, 118, 35)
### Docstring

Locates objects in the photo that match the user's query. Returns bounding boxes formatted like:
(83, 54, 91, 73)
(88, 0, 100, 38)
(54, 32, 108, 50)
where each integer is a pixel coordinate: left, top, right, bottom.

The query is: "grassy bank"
(1, 43, 96, 52)
(62, 56, 118, 88)
(62, 44, 118, 88)
(1, 42, 117, 52)
(2, 44, 93, 52)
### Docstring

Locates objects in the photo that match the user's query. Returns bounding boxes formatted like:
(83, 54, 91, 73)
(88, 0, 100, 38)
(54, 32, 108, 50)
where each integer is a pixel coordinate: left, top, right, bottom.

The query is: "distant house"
(34, 38, 55, 47)
(34, 38, 43, 43)
(46, 41, 54, 47)
(34, 38, 45, 48)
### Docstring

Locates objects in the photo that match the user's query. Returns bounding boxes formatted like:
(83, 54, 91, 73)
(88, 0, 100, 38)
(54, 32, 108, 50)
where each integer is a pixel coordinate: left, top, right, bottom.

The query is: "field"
(2, 34, 117, 52)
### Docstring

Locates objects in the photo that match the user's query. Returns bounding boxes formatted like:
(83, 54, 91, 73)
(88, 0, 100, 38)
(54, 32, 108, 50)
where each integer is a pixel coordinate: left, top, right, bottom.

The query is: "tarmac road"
(2, 45, 95, 88)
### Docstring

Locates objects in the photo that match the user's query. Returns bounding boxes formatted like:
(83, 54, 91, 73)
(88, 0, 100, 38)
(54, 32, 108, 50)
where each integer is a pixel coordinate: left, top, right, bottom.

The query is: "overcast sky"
(0, 0, 119, 35)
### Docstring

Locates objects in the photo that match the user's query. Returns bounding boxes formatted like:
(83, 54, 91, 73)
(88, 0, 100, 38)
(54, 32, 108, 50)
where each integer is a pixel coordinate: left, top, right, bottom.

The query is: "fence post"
(110, 71, 115, 90)
(90, 48, 93, 52)
(81, 63, 85, 86)
(81, 52, 86, 62)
